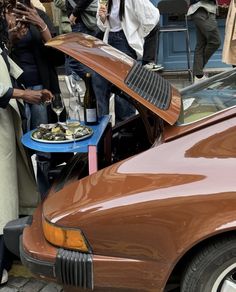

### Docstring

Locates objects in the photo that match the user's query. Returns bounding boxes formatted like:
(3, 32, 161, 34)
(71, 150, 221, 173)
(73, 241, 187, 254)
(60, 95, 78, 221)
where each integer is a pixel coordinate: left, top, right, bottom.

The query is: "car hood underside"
(46, 32, 181, 125)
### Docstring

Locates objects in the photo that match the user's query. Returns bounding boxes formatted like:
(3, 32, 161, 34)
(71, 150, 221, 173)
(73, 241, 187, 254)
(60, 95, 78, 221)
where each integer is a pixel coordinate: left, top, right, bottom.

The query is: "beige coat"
(222, 0, 236, 65)
(0, 49, 40, 234)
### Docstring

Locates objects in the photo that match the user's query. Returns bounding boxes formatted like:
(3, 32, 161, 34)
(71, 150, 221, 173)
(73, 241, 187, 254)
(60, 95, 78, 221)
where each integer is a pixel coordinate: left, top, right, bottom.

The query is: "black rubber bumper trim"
(20, 236, 56, 279)
(20, 237, 94, 290)
(56, 248, 94, 289)
(3, 216, 33, 257)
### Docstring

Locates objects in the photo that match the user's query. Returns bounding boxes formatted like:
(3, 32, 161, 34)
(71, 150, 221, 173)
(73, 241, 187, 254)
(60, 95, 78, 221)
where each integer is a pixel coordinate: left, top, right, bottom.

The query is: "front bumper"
(19, 236, 55, 279)
(4, 206, 93, 290)
(4, 216, 32, 257)
(20, 238, 93, 289)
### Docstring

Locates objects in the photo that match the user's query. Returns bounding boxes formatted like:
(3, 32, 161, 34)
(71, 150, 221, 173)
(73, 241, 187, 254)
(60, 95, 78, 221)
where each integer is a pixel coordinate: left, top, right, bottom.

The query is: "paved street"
(0, 261, 63, 292)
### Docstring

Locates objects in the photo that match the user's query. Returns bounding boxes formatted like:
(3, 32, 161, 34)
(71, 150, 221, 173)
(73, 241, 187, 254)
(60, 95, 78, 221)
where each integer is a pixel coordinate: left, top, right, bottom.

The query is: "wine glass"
(66, 120, 81, 149)
(51, 94, 65, 123)
(67, 94, 83, 148)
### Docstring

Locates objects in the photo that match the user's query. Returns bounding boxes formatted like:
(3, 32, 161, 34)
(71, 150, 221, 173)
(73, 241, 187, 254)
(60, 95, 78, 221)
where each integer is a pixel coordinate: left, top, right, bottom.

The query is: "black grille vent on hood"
(125, 63, 171, 110)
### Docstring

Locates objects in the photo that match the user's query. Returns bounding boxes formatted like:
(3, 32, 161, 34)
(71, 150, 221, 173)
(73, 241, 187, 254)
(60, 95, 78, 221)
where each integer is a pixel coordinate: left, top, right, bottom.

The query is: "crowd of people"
(0, 0, 235, 285)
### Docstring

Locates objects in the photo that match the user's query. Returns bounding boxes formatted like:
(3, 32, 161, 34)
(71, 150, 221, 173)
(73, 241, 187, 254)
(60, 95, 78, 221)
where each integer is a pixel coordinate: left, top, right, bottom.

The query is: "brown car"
(4, 33, 236, 292)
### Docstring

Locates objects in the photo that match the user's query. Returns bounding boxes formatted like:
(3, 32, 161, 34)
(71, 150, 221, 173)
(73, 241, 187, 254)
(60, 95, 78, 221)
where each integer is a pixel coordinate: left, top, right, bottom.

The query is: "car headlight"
(42, 216, 89, 252)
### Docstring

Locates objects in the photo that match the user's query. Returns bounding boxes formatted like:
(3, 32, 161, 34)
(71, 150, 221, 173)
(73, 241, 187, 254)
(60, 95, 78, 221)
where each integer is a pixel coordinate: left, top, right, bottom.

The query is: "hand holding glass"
(51, 94, 64, 123)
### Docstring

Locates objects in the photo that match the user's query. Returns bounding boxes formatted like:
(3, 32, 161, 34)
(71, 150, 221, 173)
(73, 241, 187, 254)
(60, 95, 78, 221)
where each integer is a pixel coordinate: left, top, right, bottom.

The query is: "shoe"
(0, 269, 8, 285)
(194, 75, 208, 83)
(144, 62, 164, 72)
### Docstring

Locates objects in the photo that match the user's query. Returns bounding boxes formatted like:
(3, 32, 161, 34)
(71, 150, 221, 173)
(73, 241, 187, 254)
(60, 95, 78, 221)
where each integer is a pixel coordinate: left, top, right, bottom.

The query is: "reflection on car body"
(3, 33, 236, 292)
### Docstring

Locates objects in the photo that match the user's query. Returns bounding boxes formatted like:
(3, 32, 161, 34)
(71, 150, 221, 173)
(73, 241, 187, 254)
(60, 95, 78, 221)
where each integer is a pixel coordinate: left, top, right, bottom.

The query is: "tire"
(180, 236, 236, 292)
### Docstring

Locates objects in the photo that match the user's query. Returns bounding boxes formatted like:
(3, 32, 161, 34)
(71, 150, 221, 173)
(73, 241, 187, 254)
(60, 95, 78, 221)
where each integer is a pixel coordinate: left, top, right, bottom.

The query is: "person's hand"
(22, 89, 53, 104)
(40, 89, 54, 104)
(13, 2, 48, 32)
(98, 4, 107, 23)
(6, 11, 28, 43)
(69, 13, 77, 25)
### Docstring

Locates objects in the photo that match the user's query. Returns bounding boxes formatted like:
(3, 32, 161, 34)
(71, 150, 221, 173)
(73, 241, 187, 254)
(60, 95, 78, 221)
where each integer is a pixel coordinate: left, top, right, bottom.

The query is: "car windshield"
(178, 70, 236, 125)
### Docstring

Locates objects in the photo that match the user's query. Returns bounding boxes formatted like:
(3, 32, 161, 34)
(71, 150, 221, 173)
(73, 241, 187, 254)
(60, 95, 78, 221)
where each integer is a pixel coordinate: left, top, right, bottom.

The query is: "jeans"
(69, 21, 99, 79)
(93, 30, 137, 124)
(191, 8, 221, 76)
(65, 55, 72, 76)
(25, 85, 48, 131)
(25, 85, 50, 198)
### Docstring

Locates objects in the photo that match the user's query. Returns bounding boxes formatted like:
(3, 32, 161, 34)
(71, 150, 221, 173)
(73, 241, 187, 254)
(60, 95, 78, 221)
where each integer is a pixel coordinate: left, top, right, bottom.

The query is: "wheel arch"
(165, 230, 236, 289)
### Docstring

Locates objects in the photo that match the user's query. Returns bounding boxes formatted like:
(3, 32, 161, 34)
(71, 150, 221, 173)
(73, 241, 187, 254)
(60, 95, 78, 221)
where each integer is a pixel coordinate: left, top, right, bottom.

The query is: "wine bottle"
(84, 73, 98, 125)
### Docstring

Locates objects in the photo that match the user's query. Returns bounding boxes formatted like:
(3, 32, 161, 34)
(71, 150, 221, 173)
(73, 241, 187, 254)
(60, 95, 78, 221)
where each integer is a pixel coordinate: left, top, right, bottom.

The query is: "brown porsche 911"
(4, 33, 236, 292)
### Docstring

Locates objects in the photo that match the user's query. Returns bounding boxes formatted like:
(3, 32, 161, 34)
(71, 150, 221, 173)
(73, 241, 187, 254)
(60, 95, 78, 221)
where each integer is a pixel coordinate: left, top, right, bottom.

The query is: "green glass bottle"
(83, 73, 98, 125)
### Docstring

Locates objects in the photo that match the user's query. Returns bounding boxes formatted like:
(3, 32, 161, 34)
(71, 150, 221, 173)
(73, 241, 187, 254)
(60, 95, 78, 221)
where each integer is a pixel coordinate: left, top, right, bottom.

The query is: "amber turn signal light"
(42, 216, 89, 252)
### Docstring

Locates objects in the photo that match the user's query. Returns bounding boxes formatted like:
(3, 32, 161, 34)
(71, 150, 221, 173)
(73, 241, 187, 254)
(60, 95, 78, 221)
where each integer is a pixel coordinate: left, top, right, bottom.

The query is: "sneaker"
(0, 269, 8, 285)
(144, 62, 164, 72)
(194, 75, 208, 83)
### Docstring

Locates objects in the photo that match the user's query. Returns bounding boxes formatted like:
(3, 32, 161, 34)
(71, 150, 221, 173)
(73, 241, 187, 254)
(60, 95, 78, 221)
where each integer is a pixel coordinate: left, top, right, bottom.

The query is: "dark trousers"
(0, 235, 13, 281)
(142, 24, 160, 65)
(93, 30, 137, 123)
(191, 8, 221, 76)
(69, 21, 100, 79)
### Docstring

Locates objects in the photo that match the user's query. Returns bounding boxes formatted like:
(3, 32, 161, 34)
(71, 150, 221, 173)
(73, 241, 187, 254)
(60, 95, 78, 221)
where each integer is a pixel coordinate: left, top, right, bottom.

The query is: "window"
(179, 70, 236, 124)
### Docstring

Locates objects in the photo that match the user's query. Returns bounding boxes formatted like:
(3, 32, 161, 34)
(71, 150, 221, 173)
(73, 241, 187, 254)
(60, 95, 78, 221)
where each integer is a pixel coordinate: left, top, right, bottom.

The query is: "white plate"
(31, 124, 93, 144)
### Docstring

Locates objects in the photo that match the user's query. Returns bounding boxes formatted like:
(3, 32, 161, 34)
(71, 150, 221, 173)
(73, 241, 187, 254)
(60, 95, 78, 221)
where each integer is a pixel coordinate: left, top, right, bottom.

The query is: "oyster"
(38, 123, 56, 130)
(31, 122, 93, 143)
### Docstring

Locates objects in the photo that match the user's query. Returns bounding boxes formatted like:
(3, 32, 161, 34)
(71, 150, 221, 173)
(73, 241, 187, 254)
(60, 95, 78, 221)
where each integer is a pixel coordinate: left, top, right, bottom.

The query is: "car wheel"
(180, 236, 236, 292)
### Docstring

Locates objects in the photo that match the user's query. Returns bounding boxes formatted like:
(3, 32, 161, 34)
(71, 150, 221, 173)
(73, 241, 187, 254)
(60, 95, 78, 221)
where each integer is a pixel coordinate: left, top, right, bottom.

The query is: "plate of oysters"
(31, 122, 93, 143)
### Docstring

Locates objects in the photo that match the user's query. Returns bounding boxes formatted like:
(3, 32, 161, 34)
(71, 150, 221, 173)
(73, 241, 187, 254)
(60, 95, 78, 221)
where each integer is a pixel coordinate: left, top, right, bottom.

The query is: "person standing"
(66, 0, 99, 79)
(96, 0, 160, 123)
(0, 0, 52, 283)
(11, 1, 70, 198)
(54, 0, 71, 36)
(222, 0, 236, 66)
(54, 0, 72, 76)
(142, 0, 163, 71)
(187, 0, 221, 82)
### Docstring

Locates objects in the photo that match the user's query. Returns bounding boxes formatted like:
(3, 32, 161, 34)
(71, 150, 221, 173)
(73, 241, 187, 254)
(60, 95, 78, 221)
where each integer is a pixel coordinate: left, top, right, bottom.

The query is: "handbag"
(67, 0, 98, 31)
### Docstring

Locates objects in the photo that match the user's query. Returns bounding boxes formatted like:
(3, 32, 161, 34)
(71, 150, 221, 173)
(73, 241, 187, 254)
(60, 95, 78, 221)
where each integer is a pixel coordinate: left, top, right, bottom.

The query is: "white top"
(97, 0, 160, 60)
(109, 0, 122, 32)
(187, 1, 217, 16)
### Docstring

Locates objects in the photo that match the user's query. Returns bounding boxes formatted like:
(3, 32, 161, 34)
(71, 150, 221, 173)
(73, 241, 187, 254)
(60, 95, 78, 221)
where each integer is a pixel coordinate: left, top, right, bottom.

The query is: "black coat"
(10, 8, 62, 95)
(10, 9, 66, 123)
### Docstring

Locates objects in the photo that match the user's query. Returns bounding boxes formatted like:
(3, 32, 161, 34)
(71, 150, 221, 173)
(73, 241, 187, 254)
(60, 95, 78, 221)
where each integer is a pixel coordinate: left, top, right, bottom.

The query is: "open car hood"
(46, 32, 181, 125)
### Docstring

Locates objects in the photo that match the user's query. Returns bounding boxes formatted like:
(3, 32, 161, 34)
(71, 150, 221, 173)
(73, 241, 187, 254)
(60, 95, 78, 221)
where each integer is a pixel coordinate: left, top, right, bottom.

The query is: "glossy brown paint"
(164, 106, 236, 142)
(23, 205, 57, 263)
(30, 115, 236, 291)
(46, 33, 181, 125)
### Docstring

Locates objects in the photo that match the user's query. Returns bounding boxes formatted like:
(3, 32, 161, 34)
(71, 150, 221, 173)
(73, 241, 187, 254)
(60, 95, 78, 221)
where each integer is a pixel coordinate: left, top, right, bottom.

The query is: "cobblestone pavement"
(0, 261, 63, 292)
